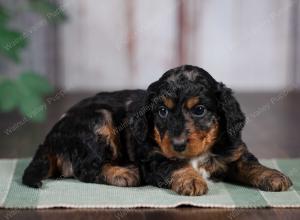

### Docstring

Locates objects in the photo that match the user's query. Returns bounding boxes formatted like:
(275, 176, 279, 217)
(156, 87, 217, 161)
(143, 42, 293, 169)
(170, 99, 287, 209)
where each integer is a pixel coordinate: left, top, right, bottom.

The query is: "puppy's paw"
(255, 169, 293, 192)
(22, 173, 43, 188)
(102, 165, 140, 187)
(171, 166, 208, 196)
(23, 180, 43, 188)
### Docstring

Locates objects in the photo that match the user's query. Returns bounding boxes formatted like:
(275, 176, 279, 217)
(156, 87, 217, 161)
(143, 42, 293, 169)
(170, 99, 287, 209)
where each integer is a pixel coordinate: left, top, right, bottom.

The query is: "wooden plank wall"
(57, 0, 299, 91)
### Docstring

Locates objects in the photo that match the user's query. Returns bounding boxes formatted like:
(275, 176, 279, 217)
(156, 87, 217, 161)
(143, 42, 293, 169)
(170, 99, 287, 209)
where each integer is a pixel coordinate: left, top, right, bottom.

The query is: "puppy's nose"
(172, 138, 186, 152)
(173, 143, 186, 152)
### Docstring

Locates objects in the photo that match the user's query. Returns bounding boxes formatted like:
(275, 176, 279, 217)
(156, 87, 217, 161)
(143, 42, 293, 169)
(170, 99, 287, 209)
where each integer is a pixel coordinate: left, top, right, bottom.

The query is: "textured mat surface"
(0, 158, 299, 209)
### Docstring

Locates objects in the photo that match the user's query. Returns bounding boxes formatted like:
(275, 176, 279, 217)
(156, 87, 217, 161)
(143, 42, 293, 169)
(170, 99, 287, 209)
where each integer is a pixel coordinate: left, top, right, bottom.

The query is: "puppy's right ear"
(129, 96, 151, 143)
(129, 79, 164, 143)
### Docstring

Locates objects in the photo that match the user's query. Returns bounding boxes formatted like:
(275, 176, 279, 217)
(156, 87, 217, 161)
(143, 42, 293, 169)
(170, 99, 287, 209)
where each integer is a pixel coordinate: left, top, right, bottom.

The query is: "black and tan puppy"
(23, 65, 292, 196)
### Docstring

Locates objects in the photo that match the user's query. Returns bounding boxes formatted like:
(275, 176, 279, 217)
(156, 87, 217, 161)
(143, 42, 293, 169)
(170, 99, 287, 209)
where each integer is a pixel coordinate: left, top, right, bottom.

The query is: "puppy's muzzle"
(172, 137, 186, 152)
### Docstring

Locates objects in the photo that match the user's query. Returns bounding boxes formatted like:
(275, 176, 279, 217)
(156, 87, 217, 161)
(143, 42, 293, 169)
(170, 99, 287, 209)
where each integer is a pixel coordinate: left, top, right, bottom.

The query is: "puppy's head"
(131, 65, 245, 159)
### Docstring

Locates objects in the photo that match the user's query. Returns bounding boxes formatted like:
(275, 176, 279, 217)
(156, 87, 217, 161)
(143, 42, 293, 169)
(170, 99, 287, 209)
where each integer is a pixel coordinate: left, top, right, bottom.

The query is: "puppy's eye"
(192, 105, 206, 117)
(158, 106, 168, 118)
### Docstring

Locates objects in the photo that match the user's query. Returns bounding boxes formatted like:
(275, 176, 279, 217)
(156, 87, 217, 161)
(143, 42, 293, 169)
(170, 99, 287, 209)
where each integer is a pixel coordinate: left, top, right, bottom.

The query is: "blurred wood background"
(1, 0, 300, 91)
(59, 0, 300, 91)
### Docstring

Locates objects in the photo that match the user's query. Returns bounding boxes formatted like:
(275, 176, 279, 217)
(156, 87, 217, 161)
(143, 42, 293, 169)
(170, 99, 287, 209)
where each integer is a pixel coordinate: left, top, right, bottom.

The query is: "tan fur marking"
(47, 155, 74, 178)
(162, 97, 175, 109)
(185, 97, 199, 109)
(154, 121, 219, 159)
(47, 155, 58, 178)
(95, 110, 119, 160)
(101, 164, 140, 187)
(61, 160, 73, 177)
(154, 127, 175, 158)
(56, 156, 63, 170)
(171, 166, 208, 196)
(185, 121, 219, 158)
(57, 156, 73, 177)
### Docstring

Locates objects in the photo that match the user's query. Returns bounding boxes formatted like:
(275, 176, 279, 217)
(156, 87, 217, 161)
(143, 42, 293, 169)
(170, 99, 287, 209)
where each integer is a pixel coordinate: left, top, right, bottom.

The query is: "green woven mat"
(0, 158, 299, 209)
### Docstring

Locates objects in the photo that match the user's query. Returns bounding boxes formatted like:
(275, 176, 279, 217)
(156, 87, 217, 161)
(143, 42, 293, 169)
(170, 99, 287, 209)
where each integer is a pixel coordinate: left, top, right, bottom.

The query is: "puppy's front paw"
(102, 165, 140, 187)
(171, 166, 208, 196)
(255, 169, 293, 192)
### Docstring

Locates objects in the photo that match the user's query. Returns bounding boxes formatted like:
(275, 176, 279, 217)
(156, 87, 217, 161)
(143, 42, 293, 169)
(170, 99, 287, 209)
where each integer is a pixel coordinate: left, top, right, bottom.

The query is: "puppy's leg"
(71, 145, 140, 187)
(227, 152, 292, 191)
(141, 154, 208, 196)
(93, 109, 140, 187)
(71, 152, 140, 187)
(22, 145, 52, 188)
(69, 147, 141, 187)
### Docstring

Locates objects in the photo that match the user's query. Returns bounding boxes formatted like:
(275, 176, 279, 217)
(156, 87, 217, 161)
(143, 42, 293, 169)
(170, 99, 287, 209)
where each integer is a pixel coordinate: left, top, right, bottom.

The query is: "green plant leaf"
(15, 79, 47, 122)
(19, 71, 54, 95)
(29, 0, 67, 23)
(0, 72, 53, 122)
(0, 79, 19, 111)
(0, 25, 27, 62)
(19, 92, 46, 122)
(16, 71, 53, 122)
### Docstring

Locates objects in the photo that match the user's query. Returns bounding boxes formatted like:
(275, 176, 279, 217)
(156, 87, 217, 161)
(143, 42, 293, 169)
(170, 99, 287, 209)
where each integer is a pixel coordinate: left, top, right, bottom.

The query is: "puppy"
(23, 65, 292, 196)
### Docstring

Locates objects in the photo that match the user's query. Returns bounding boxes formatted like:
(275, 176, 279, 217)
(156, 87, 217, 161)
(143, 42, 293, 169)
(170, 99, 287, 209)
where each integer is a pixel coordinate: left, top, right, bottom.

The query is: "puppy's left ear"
(216, 83, 246, 143)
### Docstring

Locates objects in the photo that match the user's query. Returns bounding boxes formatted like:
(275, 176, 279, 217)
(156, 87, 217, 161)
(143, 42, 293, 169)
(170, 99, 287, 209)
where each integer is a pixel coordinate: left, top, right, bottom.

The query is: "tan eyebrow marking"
(185, 97, 200, 109)
(162, 97, 175, 109)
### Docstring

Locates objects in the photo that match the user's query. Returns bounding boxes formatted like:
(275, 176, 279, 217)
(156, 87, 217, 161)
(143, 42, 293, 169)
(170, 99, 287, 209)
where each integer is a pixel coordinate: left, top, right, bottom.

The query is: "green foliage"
(19, 71, 53, 95)
(29, 0, 67, 23)
(0, 79, 19, 112)
(0, 72, 54, 122)
(0, 4, 27, 62)
(0, 26, 27, 62)
(0, 1, 66, 122)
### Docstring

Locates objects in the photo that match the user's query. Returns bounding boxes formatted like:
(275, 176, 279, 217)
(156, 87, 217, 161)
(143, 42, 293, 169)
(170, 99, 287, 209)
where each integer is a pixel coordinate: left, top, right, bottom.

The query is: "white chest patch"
(189, 153, 211, 180)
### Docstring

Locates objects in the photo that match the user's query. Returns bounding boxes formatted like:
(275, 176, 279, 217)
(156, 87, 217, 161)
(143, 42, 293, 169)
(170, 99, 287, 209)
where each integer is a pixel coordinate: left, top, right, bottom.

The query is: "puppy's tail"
(22, 145, 50, 188)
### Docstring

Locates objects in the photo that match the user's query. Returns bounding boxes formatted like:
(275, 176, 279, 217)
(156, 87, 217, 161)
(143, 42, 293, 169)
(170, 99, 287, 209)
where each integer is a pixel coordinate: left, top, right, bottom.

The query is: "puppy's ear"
(129, 79, 164, 143)
(216, 83, 245, 142)
(129, 96, 151, 143)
